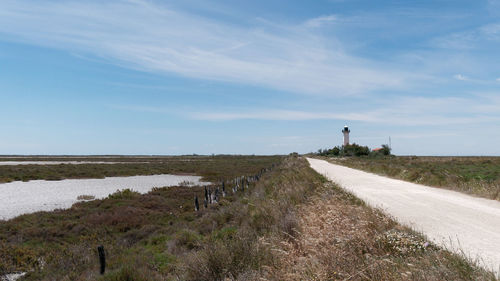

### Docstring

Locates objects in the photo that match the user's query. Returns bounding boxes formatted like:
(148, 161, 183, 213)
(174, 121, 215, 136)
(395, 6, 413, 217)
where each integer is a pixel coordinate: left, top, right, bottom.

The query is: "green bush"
(317, 143, 371, 157)
(342, 143, 370, 156)
(318, 143, 392, 157)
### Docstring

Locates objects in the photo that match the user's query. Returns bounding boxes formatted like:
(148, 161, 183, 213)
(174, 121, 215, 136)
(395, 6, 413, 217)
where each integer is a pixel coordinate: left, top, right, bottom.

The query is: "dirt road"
(307, 158, 500, 275)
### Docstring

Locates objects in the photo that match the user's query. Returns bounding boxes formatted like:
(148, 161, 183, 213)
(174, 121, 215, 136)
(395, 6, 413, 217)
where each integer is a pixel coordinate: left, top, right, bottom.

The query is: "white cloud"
(496, 77, 500, 82)
(430, 22, 500, 50)
(453, 74, 468, 81)
(430, 32, 476, 50)
(189, 108, 499, 125)
(110, 91, 500, 126)
(0, 0, 409, 96)
(185, 94, 500, 125)
(479, 23, 500, 38)
(304, 15, 337, 27)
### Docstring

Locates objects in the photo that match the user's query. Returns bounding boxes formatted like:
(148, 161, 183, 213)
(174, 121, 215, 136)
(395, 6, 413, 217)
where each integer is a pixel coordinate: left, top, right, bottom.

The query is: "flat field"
(0, 156, 496, 280)
(326, 156, 500, 201)
(0, 155, 280, 183)
(0, 155, 281, 279)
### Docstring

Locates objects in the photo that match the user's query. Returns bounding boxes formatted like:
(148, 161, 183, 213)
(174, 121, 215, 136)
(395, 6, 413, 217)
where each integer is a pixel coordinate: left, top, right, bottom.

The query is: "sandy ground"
(307, 158, 500, 275)
(0, 174, 209, 220)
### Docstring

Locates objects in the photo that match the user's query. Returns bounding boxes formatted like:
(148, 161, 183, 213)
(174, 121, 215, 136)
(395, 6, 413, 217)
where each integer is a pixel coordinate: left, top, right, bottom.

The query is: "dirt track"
(307, 158, 500, 275)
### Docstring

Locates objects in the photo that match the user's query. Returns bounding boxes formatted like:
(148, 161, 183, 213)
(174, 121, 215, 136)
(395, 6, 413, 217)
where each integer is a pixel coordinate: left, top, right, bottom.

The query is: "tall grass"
(263, 161, 497, 281)
(177, 154, 323, 280)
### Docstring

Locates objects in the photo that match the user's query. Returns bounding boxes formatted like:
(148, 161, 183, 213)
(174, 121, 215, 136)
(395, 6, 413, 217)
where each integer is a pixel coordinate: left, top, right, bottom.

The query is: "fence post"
(97, 245, 106, 275)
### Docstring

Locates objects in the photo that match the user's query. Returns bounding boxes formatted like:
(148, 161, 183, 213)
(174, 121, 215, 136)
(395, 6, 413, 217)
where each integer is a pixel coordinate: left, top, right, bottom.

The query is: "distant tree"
(381, 144, 391, 155)
(370, 144, 391, 156)
(342, 143, 370, 157)
(316, 143, 375, 157)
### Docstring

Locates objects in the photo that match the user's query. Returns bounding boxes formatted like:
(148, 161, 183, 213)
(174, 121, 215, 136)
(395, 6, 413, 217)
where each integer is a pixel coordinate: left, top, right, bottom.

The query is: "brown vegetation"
(77, 195, 96, 201)
(1, 156, 496, 280)
(0, 155, 281, 183)
(265, 179, 496, 280)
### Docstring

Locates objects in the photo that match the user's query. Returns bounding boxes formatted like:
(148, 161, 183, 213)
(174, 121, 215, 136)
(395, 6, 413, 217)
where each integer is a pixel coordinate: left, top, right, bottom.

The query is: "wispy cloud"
(304, 15, 337, 28)
(185, 94, 500, 125)
(190, 110, 375, 122)
(0, 0, 411, 96)
(430, 32, 476, 50)
(430, 22, 500, 50)
(451, 74, 497, 84)
(109, 105, 172, 114)
(109, 91, 500, 126)
(357, 132, 459, 140)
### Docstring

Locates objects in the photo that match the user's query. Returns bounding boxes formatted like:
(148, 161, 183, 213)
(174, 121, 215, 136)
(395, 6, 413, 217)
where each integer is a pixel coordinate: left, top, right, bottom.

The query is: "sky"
(0, 0, 500, 155)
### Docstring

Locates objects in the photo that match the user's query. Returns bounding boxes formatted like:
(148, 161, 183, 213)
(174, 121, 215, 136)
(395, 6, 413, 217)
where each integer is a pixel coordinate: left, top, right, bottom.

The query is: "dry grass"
(1, 156, 496, 280)
(264, 177, 497, 281)
(176, 155, 323, 280)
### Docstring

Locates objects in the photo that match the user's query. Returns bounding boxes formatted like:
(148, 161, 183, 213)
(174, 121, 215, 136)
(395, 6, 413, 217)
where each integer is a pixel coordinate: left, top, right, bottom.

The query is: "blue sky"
(1, 0, 499, 155)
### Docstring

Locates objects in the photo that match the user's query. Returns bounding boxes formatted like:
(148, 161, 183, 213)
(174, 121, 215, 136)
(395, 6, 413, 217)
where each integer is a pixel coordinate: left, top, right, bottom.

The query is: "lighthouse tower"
(342, 126, 350, 146)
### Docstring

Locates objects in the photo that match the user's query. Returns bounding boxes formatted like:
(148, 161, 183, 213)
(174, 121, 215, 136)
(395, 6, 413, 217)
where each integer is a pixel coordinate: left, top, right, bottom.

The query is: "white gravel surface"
(0, 174, 209, 220)
(1, 272, 26, 281)
(307, 158, 500, 275)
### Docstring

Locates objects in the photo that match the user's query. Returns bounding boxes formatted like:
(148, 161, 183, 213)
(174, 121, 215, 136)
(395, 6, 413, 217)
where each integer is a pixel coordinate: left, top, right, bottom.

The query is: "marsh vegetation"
(0, 155, 280, 183)
(1, 156, 495, 280)
(0, 174, 207, 220)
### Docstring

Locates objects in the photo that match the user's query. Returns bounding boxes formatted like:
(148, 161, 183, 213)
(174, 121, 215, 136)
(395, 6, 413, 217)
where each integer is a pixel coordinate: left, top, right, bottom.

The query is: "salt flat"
(307, 157, 500, 275)
(0, 161, 141, 165)
(0, 174, 209, 220)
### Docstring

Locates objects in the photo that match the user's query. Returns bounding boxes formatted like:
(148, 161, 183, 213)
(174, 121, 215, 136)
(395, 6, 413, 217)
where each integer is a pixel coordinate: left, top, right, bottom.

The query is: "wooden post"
(97, 245, 106, 275)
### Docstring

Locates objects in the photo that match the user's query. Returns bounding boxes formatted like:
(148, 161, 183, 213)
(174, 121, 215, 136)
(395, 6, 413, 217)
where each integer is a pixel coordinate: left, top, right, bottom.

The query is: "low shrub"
(77, 195, 96, 201)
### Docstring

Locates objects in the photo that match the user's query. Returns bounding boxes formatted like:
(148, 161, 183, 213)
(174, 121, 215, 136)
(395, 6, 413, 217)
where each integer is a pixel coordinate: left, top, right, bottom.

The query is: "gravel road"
(307, 158, 500, 275)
